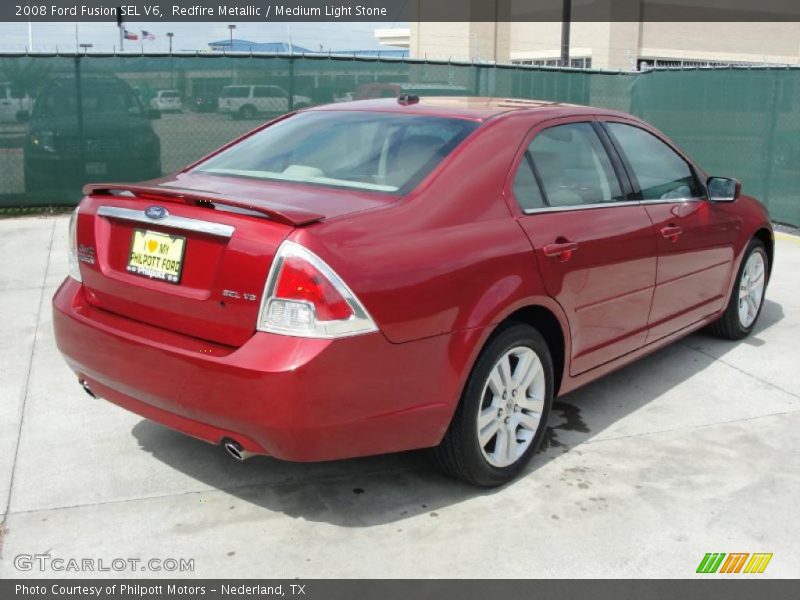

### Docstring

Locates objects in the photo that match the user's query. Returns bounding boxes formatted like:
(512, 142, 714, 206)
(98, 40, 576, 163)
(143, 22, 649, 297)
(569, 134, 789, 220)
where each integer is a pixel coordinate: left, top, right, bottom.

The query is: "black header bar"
(5, 580, 800, 600)
(3, 1, 800, 23)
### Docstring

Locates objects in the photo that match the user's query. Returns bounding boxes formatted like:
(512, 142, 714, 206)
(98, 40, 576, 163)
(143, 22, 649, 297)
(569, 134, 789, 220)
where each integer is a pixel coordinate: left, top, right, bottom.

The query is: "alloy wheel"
(477, 346, 546, 468)
(738, 251, 766, 328)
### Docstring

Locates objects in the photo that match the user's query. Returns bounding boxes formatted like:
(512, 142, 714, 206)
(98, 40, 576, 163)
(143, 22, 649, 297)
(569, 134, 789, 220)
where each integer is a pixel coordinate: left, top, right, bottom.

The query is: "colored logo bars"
(696, 553, 773, 574)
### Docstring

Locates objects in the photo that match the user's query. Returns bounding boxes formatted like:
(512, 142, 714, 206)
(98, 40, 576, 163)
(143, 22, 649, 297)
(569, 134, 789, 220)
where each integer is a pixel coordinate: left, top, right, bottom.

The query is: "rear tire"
(434, 323, 554, 487)
(708, 238, 768, 340)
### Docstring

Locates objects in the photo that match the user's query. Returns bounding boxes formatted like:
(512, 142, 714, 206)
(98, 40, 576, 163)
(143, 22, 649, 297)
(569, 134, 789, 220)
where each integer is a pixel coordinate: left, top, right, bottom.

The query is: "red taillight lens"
(274, 255, 353, 321)
(257, 241, 378, 338)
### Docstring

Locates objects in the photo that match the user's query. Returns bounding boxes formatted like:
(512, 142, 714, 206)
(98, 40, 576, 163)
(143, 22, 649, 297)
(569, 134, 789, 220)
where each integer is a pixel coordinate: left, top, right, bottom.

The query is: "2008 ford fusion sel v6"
(53, 97, 773, 486)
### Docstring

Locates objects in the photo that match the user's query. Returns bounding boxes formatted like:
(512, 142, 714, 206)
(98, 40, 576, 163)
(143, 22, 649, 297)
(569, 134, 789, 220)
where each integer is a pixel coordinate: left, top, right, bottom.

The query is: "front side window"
(606, 122, 700, 201)
(194, 110, 479, 194)
(513, 122, 623, 209)
(254, 87, 284, 98)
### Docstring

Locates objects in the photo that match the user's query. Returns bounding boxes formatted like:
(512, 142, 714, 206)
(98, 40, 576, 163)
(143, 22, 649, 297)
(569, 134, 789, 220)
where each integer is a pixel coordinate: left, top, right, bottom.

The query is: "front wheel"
(709, 238, 769, 340)
(238, 105, 257, 120)
(434, 323, 554, 487)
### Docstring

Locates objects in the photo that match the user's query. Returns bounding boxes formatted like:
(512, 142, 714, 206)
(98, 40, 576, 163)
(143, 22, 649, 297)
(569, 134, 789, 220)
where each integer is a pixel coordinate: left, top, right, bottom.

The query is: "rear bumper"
(52, 278, 460, 461)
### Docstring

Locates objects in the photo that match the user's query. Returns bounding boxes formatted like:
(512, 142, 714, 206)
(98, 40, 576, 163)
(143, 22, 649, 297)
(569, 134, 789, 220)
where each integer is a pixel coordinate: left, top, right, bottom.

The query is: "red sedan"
(53, 97, 773, 486)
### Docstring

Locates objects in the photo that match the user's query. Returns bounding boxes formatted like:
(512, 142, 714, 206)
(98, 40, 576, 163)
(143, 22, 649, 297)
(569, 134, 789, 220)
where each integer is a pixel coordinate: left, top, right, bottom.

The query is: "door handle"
(660, 225, 683, 242)
(542, 240, 579, 262)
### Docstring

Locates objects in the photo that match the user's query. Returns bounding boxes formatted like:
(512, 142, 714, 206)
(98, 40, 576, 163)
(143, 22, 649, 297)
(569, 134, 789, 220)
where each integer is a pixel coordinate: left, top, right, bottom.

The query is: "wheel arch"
(753, 227, 774, 281)
(501, 305, 567, 397)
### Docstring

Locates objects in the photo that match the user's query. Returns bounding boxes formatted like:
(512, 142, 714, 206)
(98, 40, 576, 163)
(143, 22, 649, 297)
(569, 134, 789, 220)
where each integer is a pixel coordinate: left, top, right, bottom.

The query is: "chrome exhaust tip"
(223, 440, 256, 461)
(79, 379, 97, 399)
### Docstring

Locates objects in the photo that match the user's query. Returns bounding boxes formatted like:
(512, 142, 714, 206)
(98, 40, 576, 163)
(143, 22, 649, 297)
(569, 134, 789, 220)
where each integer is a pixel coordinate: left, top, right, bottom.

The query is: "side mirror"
(147, 108, 162, 120)
(707, 176, 741, 202)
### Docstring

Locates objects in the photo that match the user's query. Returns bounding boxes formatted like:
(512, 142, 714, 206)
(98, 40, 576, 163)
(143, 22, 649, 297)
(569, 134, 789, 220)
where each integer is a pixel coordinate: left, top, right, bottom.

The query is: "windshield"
(33, 80, 145, 119)
(194, 110, 479, 193)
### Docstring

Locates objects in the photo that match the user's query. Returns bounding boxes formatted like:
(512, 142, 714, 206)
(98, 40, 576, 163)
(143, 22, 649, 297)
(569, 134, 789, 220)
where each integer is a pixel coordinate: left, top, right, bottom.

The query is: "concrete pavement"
(1, 215, 798, 578)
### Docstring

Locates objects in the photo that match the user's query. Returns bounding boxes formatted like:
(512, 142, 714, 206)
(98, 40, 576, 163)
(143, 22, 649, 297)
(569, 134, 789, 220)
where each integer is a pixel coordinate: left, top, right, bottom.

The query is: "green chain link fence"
(1, 54, 798, 225)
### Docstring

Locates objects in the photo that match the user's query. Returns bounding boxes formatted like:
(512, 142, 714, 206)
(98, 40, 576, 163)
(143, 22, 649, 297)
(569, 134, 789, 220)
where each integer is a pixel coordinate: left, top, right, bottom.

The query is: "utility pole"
(26, 1, 33, 51)
(560, 0, 572, 67)
(117, 7, 124, 51)
(167, 32, 174, 53)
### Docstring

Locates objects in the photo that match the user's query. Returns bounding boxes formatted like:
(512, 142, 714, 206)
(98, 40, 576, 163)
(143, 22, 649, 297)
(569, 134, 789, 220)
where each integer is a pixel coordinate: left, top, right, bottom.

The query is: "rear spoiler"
(83, 183, 325, 227)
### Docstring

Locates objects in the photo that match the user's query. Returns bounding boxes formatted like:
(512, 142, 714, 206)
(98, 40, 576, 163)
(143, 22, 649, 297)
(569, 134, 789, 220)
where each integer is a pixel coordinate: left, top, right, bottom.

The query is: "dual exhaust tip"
(79, 379, 257, 463)
(80, 379, 98, 399)
(222, 439, 257, 462)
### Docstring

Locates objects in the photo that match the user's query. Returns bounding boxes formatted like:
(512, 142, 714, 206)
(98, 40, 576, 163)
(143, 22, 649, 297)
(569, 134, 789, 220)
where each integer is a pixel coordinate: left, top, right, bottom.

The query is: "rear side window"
(512, 155, 545, 210)
(606, 122, 700, 200)
(513, 122, 623, 209)
(222, 87, 250, 98)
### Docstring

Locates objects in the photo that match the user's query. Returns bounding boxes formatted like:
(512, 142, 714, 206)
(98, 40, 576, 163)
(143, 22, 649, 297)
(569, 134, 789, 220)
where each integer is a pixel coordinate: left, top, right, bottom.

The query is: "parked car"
(218, 84, 312, 119)
(191, 93, 218, 113)
(353, 82, 401, 100)
(400, 83, 472, 96)
(150, 90, 182, 113)
(0, 81, 32, 122)
(54, 97, 773, 486)
(24, 75, 161, 193)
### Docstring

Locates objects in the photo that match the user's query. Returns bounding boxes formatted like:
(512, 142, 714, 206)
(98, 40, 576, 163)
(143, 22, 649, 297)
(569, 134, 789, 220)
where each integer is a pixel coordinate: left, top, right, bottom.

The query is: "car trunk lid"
(76, 175, 395, 347)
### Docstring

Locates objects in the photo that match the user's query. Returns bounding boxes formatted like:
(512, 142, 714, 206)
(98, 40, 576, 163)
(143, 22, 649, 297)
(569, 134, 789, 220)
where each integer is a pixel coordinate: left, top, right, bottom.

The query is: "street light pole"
(560, 0, 572, 67)
(167, 32, 173, 53)
(227, 24, 237, 84)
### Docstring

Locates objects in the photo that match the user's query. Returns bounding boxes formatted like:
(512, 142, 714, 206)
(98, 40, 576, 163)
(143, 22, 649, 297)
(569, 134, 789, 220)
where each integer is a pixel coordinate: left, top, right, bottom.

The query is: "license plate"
(127, 229, 186, 284)
(85, 162, 107, 175)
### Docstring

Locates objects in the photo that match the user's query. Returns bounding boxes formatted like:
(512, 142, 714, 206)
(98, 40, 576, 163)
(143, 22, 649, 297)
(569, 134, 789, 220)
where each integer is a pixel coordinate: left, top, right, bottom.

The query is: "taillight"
(68, 206, 82, 282)
(257, 241, 377, 338)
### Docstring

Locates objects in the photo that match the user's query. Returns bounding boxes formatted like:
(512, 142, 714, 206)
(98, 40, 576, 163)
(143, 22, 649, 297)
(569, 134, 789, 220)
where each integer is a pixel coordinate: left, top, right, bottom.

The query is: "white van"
(218, 85, 312, 119)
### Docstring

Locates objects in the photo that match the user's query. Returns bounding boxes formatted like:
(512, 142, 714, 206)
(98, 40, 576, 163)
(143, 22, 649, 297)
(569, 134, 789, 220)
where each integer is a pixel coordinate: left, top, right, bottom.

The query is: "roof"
(206, 40, 406, 57)
(208, 39, 312, 53)
(310, 96, 614, 121)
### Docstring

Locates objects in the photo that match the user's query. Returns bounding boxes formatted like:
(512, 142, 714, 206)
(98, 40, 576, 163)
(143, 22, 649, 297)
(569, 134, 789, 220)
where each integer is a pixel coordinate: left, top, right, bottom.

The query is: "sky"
(0, 21, 405, 53)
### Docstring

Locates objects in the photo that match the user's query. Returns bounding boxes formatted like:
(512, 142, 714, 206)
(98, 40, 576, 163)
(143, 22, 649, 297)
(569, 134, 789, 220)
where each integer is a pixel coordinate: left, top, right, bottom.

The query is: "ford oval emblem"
(145, 205, 168, 220)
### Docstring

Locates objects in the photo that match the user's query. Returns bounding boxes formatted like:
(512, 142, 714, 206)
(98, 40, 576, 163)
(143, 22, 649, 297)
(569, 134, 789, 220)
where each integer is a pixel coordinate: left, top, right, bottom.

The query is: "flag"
(123, 29, 138, 41)
(141, 30, 155, 41)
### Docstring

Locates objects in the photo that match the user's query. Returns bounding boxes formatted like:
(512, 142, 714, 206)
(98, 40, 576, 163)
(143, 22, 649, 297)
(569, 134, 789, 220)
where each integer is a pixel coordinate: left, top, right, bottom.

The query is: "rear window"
(221, 86, 250, 98)
(33, 81, 144, 118)
(194, 110, 479, 194)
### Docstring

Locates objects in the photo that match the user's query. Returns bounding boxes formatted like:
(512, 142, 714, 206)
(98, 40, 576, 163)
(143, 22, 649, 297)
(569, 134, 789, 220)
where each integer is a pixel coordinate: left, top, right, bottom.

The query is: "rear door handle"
(660, 225, 683, 242)
(542, 240, 579, 262)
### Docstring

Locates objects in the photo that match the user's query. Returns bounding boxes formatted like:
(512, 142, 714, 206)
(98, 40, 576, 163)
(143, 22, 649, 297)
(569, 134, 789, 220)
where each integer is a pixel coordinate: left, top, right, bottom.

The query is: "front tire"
(709, 238, 769, 340)
(238, 105, 257, 120)
(434, 323, 554, 487)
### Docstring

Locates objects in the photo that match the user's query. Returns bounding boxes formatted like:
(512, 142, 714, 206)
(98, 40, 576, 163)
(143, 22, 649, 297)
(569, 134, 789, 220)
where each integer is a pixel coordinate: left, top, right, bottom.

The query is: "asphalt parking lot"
(0, 215, 798, 578)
